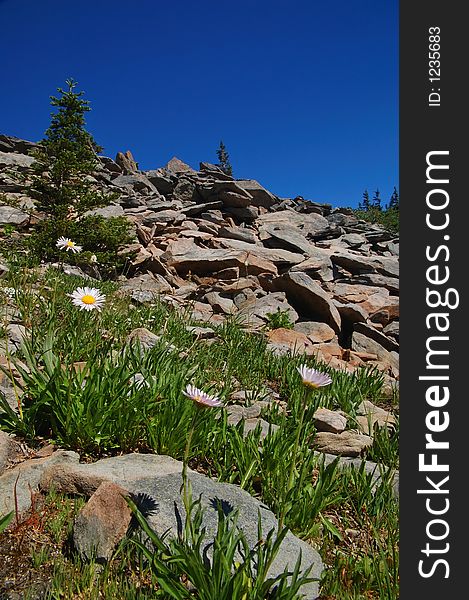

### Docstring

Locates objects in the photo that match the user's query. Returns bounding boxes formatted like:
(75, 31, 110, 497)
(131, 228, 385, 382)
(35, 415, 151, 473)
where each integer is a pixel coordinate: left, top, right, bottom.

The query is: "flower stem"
(278, 387, 309, 532)
(181, 410, 198, 541)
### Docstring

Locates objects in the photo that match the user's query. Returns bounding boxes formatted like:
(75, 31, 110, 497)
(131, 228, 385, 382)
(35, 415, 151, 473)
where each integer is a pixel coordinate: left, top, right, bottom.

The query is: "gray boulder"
(0, 205, 30, 226)
(36, 452, 323, 598)
(133, 471, 323, 598)
(0, 151, 35, 170)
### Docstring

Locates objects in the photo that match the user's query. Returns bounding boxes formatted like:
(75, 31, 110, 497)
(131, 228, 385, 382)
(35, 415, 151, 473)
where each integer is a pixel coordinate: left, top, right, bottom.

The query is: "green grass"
(0, 266, 399, 599)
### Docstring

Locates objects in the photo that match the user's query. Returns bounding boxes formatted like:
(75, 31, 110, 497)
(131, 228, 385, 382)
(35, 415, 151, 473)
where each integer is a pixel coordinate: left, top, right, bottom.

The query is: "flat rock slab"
(0, 151, 35, 169)
(313, 408, 347, 433)
(163, 239, 278, 276)
(313, 431, 373, 457)
(217, 238, 305, 266)
(0, 450, 80, 515)
(0, 205, 30, 226)
(260, 223, 316, 255)
(266, 328, 312, 355)
(330, 250, 399, 278)
(257, 209, 332, 239)
(234, 179, 277, 208)
(294, 321, 336, 343)
(351, 332, 399, 375)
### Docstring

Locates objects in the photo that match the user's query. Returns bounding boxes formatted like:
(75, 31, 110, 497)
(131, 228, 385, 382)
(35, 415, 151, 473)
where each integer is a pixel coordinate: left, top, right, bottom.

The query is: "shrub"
(264, 308, 294, 330)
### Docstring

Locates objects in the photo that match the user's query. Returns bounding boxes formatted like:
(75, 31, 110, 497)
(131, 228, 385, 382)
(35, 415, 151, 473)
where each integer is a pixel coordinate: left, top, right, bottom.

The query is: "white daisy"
(56, 237, 82, 254)
(182, 384, 222, 409)
(297, 365, 332, 389)
(68, 287, 106, 312)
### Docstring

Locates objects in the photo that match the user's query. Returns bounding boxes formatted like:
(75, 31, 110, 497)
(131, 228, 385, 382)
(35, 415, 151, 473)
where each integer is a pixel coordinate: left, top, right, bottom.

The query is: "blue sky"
(1, 0, 398, 208)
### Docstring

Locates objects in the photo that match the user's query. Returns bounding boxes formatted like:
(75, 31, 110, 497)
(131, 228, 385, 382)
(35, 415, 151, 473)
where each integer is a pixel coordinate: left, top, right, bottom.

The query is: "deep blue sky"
(1, 0, 398, 208)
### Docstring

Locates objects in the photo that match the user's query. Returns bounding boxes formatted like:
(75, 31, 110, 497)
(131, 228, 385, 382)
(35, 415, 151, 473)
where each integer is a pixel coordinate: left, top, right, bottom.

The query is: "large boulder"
(234, 179, 277, 208)
(217, 238, 305, 267)
(35, 453, 324, 599)
(0, 205, 30, 226)
(111, 173, 158, 194)
(0, 151, 35, 170)
(259, 223, 317, 255)
(115, 150, 138, 174)
(272, 272, 341, 333)
(330, 250, 399, 278)
(257, 209, 332, 239)
(162, 239, 278, 277)
(164, 156, 195, 173)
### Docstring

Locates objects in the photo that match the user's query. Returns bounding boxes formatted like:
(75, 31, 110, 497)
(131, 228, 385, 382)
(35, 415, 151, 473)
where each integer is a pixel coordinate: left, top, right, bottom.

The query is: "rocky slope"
(0, 134, 399, 598)
(0, 133, 399, 388)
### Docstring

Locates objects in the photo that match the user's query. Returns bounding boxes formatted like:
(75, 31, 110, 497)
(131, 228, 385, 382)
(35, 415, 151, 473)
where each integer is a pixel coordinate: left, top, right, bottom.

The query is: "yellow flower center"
(66, 241, 75, 247)
(81, 295, 96, 305)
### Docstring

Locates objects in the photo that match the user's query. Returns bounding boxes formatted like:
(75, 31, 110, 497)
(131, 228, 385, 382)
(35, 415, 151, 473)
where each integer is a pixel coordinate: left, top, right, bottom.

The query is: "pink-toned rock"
(266, 328, 313, 354)
(0, 431, 21, 475)
(352, 332, 399, 374)
(294, 321, 336, 343)
(272, 272, 342, 333)
(115, 150, 138, 174)
(203, 292, 236, 314)
(165, 156, 194, 173)
(306, 341, 343, 360)
(190, 301, 215, 322)
(313, 408, 347, 433)
(163, 239, 277, 277)
(73, 481, 132, 561)
(329, 284, 399, 322)
(217, 238, 304, 267)
(358, 295, 399, 321)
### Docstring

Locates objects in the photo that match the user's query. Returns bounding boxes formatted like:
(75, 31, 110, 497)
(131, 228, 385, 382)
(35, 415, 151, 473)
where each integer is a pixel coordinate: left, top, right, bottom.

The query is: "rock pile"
(0, 134, 399, 388)
(0, 135, 399, 597)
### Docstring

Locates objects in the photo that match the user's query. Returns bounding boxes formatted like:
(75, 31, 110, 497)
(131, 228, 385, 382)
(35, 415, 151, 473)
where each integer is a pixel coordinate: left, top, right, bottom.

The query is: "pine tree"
(28, 79, 132, 273)
(388, 186, 399, 211)
(371, 189, 382, 211)
(359, 189, 370, 211)
(31, 78, 106, 220)
(216, 140, 233, 176)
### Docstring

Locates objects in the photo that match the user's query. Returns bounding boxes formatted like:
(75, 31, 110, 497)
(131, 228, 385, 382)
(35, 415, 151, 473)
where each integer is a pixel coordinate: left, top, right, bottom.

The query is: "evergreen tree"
(388, 186, 399, 211)
(359, 189, 370, 211)
(371, 189, 382, 211)
(216, 140, 233, 176)
(31, 78, 106, 220)
(28, 79, 133, 273)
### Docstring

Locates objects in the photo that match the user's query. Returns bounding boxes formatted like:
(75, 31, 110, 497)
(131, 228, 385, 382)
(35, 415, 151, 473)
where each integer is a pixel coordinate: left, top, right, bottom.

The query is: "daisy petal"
(297, 365, 332, 388)
(183, 384, 222, 408)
